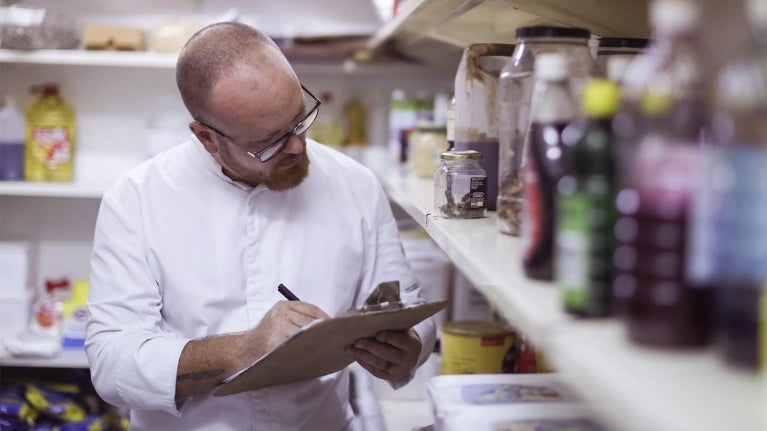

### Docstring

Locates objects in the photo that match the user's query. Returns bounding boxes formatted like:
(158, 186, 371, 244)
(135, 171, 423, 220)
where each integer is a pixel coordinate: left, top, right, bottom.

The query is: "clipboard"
(214, 300, 448, 396)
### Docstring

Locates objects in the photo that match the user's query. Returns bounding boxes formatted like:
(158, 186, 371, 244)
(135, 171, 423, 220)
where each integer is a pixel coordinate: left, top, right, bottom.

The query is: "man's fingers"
(374, 329, 420, 350)
(285, 300, 331, 320)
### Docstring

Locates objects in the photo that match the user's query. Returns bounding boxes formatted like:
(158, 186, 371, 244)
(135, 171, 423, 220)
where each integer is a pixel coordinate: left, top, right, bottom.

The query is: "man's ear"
(189, 121, 218, 154)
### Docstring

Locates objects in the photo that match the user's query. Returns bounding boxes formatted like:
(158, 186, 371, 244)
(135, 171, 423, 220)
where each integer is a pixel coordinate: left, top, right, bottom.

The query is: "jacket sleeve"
(359, 176, 438, 388)
(85, 180, 190, 416)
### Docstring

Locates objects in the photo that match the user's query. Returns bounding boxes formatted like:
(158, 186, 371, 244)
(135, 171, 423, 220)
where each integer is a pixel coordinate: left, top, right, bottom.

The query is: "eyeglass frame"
(195, 84, 321, 163)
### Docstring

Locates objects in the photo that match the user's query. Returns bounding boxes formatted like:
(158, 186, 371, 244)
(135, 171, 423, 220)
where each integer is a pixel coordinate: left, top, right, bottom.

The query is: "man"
(86, 22, 436, 430)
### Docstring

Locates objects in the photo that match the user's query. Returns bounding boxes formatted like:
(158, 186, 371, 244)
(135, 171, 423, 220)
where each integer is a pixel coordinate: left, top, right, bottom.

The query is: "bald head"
(176, 22, 287, 124)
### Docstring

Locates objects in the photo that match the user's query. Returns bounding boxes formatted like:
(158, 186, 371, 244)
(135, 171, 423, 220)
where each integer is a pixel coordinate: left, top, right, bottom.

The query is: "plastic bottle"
(703, 0, 767, 369)
(343, 94, 367, 147)
(388, 89, 419, 162)
(613, 0, 711, 347)
(309, 91, 344, 148)
(521, 53, 578, 281)
(446, 95, 456, 151)
(25, 83, 76, 182)
(454, 43, 515, 211)
(61, 280, 90, 348)
(0, 97, 25, 180)
(497, 26, 596, 236)
(556, 79, 620, 316)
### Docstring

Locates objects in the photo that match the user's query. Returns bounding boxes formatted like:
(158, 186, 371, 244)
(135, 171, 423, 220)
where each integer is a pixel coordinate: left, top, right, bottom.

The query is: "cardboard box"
(83, 25, 144, 51)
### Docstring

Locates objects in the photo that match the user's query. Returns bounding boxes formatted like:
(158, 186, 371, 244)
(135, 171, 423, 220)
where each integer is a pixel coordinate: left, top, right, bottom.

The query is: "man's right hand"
(236, 300, 329, 368)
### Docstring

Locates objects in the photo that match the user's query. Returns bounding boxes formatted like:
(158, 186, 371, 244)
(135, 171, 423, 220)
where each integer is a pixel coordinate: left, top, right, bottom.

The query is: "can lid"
(440, 150, 482, 161)
(516, 26, 591, 40)
(597, 37, 651, 49)
(442, 320, 514, 337)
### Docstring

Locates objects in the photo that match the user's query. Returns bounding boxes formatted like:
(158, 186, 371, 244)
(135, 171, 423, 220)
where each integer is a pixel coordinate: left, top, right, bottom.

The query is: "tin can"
(441, 320, 515, 374)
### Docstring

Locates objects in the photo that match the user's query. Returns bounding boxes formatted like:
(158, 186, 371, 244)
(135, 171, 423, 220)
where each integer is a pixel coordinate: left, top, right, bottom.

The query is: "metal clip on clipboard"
(358, 280, 405, 313)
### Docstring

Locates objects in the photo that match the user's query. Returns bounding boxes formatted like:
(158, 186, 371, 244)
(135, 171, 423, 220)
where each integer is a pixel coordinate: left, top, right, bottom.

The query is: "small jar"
(596, 37, 650, 78)
(434, 150, 487, 219)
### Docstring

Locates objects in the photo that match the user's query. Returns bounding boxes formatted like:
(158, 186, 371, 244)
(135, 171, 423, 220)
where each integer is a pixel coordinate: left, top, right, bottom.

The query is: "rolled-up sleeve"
(86, 181, 190, 416)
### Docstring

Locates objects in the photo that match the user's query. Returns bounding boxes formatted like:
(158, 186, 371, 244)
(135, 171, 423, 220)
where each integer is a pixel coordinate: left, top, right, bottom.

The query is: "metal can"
(441, 320, 515, 374)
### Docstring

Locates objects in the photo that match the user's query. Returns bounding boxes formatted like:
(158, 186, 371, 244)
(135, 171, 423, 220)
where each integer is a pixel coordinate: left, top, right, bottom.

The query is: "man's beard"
(262, 152, 310, 191)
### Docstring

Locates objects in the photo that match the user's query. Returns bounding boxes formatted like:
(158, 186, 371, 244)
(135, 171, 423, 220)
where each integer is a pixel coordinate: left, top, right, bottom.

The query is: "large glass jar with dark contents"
(497, 26, 596, 236)
(434, 150, 487, 219)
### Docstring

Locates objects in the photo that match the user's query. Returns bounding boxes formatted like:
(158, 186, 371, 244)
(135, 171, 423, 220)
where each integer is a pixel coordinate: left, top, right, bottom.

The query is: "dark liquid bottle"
(521, 53, 578, 281)
(612, 0, 713, 347)
(556, 80, 620, 317)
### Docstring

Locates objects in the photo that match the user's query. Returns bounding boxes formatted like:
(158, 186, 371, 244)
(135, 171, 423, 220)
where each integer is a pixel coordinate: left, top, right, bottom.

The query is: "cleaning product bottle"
(343, 93, 367, 147)
(61, 280, 89, 348)
(0, 96, 25, 180)
(25, 83, 76, 182)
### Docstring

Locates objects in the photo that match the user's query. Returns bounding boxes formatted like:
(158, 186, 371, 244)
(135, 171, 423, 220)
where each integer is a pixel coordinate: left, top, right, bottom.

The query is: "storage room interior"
(0, 1, 764, 430)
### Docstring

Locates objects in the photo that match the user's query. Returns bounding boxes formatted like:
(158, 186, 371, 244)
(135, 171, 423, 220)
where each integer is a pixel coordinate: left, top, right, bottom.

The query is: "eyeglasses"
(198, 84, 321, 162)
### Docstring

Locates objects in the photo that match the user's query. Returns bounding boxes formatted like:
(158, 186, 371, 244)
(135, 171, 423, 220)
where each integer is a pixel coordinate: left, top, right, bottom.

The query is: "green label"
(556, 192, 590, 312)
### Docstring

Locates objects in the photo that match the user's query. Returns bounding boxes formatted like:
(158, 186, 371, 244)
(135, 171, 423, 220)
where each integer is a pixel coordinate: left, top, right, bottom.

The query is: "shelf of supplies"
(369, 159, 767, 431)
(368, 0, 650, 52)
(0, 48, 433, 76)
(0, 346, 89, 369)
(0, 152, 145, 198)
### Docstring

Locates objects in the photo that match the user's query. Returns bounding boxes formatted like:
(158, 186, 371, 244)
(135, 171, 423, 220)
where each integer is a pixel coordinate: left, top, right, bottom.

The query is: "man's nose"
(282, 134, 305, 155)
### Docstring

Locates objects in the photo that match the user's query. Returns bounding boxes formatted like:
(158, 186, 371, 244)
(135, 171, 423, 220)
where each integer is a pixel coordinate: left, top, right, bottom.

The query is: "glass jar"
(596, 37, 650, 78)
(497, 26, 596, 236)
(434, 150, 487, 219)
(408, 127, 449, 178)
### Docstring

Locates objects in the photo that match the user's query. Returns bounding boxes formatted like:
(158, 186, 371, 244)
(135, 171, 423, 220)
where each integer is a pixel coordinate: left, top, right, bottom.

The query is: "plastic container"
(454, 43, 515, 211)
(25, 83, 76, 182)
(440, 321, 514, 375)
(408, 126, 449, 178)
(613, 0, 712, 348)
(428, 374, 593, 431)
(521, 53, 578, 281)
(497, 26, 595, 235)
(556, 80, 621, 317)
(388, 89, 419, 162)
(0, 97, 26, 180)
(702, 0, 767, 369)
(434, 150, 487, 219)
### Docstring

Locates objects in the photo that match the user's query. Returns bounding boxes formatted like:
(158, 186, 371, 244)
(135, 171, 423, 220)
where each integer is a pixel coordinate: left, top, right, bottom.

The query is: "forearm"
(175, 332, 260, 401)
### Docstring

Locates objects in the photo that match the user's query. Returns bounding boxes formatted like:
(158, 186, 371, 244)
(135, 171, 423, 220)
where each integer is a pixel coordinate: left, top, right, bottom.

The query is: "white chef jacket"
(86, 137, 436, 430)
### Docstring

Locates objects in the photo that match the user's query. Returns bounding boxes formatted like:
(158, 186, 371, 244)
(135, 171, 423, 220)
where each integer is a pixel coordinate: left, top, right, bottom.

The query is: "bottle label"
(32, 126, 71, 166)
(468, 176, 486, 209)
(521, 162, 542, 260)
(556, 191, 590, 311)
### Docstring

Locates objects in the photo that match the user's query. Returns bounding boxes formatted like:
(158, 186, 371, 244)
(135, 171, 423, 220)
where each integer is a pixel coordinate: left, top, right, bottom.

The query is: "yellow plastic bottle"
(25, 83, 76, 182)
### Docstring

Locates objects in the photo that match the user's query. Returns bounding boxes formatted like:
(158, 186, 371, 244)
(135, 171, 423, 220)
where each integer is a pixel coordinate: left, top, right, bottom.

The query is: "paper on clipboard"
(214, 300, 448, 396)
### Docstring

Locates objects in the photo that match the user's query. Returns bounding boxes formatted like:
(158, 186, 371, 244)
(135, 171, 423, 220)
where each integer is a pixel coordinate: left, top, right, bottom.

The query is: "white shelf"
(0, 152, 145, 198)
(0, 49, 178, 68)
(0, 48, 431, 76)
(371, 161, 767, 431)
(368, 0, 650, 55)
(0, 346, 89, 368)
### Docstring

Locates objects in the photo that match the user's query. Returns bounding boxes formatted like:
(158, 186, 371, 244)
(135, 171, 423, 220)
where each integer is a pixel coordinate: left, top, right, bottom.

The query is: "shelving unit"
(369, 160, 767, 431)
(367, 0, 650, 68)
(0, 346, 89, 369)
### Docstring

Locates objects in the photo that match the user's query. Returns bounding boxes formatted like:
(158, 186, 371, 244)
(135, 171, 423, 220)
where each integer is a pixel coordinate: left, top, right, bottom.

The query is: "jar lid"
(597, 37, 650, 49)
(442, 320, 514, 337)
(516, 26, 591, 40)
(440, 150, 482, 160)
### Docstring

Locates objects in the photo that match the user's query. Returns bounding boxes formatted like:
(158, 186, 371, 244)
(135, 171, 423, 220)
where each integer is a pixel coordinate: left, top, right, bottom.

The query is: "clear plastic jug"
(497, 26, 596, 235)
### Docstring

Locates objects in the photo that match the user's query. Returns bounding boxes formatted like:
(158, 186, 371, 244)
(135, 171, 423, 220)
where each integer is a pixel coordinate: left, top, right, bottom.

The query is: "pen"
(278, 283, 300, 301)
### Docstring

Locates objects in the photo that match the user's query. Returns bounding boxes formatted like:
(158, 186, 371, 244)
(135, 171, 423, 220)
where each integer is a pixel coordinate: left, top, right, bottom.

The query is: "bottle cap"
(651, 0, 699, 34)
(534, 53, 568, 81)
(516, 26, 591, 40)
(747, 0, 767, 29)
(606, 56, 633, 83)
(583, 79, 621, 118)
(598, 37, 651, 49)
(440, 150, 482, 160)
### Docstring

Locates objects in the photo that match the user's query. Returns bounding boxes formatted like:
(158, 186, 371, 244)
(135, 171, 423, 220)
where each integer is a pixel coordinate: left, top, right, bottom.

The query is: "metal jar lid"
(441, 320, 513, 337)
(440, 150, 482, 161)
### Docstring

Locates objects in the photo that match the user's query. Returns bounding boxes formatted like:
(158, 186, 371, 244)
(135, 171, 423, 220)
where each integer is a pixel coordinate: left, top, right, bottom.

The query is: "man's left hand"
(345, 328, 422, 382)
